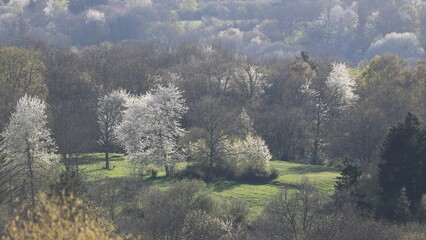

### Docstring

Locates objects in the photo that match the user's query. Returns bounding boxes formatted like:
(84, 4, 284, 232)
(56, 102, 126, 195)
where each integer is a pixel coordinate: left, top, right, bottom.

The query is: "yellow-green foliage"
(2, 193, 130, 240)
(181, 210, 224, 240)
(0, 47, 47, 129)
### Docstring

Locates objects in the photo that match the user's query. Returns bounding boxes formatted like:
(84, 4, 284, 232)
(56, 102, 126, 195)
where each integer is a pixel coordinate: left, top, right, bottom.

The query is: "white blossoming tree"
(224, 111, 272, 177)
(225, 133, 272, 177)
(97, 89, 129, 169)
(365, 32, 425, 59)
(234, 64, 268, 107)
(326, 62, 358, 107)
(1, 95, 56, 209)
(43, 0, 69, 17)
(116, 84, 188, 176)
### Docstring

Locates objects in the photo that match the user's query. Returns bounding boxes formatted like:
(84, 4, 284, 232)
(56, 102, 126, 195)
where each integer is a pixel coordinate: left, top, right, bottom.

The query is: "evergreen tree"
(334, 160, 362, 206)
(378, 112, 426, 218)
(395, 187, 411, 223)
(51, 169, 87, 198)
(335, 160, 362, 194)
(0, 137, 7, 203)
(0, 136, 26, 215)
(296, 51, 317, 70)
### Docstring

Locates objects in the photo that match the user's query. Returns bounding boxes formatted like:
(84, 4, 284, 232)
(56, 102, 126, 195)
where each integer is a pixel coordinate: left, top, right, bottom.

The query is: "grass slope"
(78, 153, 340, 219)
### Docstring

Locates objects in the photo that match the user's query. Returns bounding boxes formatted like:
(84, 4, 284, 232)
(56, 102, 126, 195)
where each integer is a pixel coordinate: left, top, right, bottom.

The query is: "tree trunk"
(74, 154, 79, 172)
(312, 99, 321, 165)
(26, 141, 35, 211)
(105, 145, 110, 170)
(105, 127, 110, 169)
(165, 165, 170, 177)
(63, 153, 70, 172)
(8, 177, 14, 215)
(208, 144, 215, 181)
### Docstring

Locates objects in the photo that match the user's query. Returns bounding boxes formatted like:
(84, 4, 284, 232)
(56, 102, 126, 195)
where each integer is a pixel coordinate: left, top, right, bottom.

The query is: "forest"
(0, 0, 426, 239)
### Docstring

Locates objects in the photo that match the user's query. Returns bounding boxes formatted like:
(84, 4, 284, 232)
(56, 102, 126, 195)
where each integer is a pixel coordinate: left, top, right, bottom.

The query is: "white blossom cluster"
(2, 95, 56, 167)
(115, 84, 188, 171)
(86, 9, 105, 24)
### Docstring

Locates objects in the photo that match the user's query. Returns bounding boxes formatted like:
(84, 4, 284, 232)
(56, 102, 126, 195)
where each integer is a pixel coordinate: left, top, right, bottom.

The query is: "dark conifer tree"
(378, 112, 426, 219)
(51, 169, 87, 198)
(0, 137, 21, 215)
(335, 160, 362, 193)
(395, 187, 411, 223)
(334, 160, 362, 207)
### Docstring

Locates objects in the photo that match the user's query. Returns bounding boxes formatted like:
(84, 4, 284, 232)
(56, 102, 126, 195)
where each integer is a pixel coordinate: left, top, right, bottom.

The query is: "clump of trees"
(253, 179, 326, 239)
(377, 113, 426, 221)
(115, 84, 188, 177)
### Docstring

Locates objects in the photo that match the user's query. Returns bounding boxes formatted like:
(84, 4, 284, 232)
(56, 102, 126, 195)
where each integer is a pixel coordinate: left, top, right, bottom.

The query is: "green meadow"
(78, 153, 340, 219)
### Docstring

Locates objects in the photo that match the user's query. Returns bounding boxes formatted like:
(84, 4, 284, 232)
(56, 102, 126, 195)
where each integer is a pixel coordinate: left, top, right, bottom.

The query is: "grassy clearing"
(78, 153, 133, 181)
(78, 153, 340, 219)
(270, 161, 341, 192)
(210, 161, 339, 218)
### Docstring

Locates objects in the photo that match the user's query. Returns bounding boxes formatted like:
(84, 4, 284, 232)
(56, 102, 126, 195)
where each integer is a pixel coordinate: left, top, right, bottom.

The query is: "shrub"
(307, 205, 398, 240)
(139, 180, 218, 239)
(252, 179, 326, 239)
(180, 210, 225, 240)
(177, 165, 207, 180)
(223, 199, 249, 224)
(223, 133, 273, 180)
(2, 193, 129, 240)
(50, 169, 87, 198)
(188, 133, 275, 182)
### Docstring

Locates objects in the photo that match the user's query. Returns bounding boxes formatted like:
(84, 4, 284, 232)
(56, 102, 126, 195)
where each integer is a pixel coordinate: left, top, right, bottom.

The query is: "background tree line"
(2, 41, 426, 167)
(0, 0, 426, 62)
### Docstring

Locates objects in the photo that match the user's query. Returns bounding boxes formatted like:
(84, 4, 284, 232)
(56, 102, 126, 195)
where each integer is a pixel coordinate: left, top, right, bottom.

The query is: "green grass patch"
(78, 153, 133, 181)
(78, 153, 340, 220)
(270, 161, 340, 192)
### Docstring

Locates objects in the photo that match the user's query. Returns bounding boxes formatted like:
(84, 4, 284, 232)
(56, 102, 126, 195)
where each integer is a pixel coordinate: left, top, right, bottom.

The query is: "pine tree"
(51, 169, 87, 198)
(395, 187, 411, 223)
(0, 136, 25, 215)
(335, 160, 362, 194)
(0, 137, 7, 203)
(334, 160, 362, 207)
(378, 112, 426, 218)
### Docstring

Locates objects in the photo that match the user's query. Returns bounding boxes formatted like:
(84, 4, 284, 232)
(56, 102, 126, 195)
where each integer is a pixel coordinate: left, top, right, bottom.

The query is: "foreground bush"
(2, 193, 129, 240)
(252, 179, 326, 240)
(138, 179, 218, 239)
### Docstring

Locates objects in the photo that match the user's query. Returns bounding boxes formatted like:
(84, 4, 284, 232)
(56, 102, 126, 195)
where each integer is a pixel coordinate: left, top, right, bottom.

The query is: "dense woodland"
(0, 0, 426, 239)
(0, 0, 426, 61)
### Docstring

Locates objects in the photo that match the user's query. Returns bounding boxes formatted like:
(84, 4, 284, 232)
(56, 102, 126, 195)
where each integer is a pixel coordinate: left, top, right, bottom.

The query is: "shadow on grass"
(211, 180, 240, 192)
(285, 165, 338, 174)
(77, 154, 125, 165)
(271, 181, 302, 190)
(80, 168, 105, 174)
(211, 179, 273, 193)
